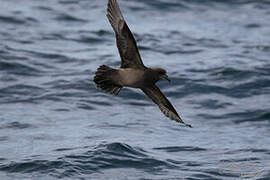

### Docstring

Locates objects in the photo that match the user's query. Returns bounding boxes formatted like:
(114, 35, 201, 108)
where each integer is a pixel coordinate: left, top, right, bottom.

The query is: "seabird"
(94, 0, 192, 127)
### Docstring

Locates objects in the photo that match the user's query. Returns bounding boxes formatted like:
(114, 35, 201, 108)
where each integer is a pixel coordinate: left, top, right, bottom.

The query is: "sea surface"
(0, 0, 270, 179)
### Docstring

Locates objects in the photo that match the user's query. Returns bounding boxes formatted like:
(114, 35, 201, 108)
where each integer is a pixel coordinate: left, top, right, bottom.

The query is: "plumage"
(142, 85, 192, 127)
(106, 0, 145, 69)
(94, 0, 192, 127)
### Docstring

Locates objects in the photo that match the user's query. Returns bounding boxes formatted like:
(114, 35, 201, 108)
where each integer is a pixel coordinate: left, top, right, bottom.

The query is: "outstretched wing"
(107, 0, 145, 69)
(141, 85, 192, 127)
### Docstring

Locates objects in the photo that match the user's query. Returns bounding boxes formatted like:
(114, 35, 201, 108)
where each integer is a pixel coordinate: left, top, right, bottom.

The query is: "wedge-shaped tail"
(94, 65, 122, 95)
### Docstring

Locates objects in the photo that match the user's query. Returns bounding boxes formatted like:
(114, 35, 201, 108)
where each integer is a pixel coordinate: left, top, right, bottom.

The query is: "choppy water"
(0, 0, 270, 179)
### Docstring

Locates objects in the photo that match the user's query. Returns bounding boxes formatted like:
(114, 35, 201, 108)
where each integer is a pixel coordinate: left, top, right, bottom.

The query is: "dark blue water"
(0, 0, 270, 179)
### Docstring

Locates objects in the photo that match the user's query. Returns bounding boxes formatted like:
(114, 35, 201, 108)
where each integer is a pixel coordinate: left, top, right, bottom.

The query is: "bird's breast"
(117, 68, 150, 88)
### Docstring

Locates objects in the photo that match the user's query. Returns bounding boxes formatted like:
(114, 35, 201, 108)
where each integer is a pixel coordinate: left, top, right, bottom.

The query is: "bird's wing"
(107, 0, 145, 69)
(141, 85, 192, 127)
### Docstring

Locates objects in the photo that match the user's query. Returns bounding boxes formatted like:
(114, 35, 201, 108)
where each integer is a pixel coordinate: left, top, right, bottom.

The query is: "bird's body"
(117, 68, 166, 88)
(94, 0, 192, 127)
(117, 68, 147, 88)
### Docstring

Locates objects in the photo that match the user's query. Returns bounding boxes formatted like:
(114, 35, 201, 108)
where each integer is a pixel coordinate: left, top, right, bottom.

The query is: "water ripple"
(0, 0, 270, 179)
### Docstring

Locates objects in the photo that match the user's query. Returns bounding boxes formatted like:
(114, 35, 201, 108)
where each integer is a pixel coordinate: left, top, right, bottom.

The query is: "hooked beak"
(162, 74, 171, 82)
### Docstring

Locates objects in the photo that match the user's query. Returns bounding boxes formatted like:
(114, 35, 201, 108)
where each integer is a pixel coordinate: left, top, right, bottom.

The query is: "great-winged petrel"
(94, 0, 192, 127)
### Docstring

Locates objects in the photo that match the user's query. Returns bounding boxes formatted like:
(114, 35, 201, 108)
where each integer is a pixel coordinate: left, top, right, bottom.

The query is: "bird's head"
(151, 68, 170, 82)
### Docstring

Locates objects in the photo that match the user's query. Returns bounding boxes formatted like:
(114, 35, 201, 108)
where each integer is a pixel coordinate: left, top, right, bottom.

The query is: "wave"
(0, 15, 25, 25)
(1, 142, 267, 179)
(153, 146, 207, 152)
(0, 142, 171, 178)
(128, 0, 270, 13)
(0, 122, 36, 130)
(0, 60, 42, 76)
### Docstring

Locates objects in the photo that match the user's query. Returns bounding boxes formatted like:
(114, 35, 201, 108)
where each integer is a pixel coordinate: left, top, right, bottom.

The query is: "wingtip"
(185, 123, 192, 128)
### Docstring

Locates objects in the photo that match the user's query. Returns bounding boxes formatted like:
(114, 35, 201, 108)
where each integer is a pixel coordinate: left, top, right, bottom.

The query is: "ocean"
(0, 0, 269, 179)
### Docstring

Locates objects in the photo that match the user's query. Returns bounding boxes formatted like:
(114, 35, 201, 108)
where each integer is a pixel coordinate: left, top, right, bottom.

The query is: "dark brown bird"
(94, 0, 192, 127)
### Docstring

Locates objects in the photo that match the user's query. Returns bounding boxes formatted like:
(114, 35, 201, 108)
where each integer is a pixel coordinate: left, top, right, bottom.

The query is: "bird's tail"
(94, 65, 122, 95)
